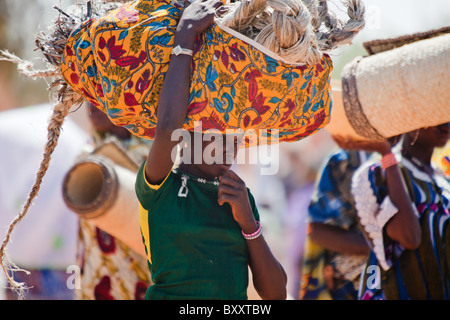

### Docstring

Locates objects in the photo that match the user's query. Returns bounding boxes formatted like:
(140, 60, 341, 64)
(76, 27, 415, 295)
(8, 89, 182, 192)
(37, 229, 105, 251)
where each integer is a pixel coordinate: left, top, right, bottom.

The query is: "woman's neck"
(177, 163, 214, 180)
(401, 141, 434, 168)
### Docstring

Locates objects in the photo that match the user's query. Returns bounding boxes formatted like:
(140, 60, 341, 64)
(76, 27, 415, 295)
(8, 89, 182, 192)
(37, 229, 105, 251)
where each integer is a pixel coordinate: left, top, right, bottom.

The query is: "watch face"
(173, 45, 182, 55)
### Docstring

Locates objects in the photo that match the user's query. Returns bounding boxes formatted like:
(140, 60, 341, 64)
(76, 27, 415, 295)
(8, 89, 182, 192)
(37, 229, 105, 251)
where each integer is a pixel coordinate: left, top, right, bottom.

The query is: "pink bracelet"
(381, 153, 398, 169)
(242, 222, 262, 240)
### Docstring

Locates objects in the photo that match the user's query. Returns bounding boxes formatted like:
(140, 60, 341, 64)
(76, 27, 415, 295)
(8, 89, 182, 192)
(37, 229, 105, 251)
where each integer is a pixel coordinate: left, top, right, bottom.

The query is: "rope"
(0, 51, 84, 299)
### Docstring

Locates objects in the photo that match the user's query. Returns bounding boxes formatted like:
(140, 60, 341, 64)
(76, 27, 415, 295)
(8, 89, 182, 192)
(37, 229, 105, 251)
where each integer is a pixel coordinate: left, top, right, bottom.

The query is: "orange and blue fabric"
(61, 0, 333, 144)
(432, 140, 450, 178)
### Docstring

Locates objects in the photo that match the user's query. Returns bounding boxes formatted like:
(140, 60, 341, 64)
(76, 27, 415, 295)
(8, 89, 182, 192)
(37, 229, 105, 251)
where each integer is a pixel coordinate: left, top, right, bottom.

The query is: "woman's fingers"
(209, 0, 224, 8)
(218, 193, 235, 206)
(218, 183, 238, 196)
(219, 174, 242, 189)
(333, 134, 391, 152)
(179, 0, 223, 34)
(215, 5, 228, 15)
(224, 170, 245, 184)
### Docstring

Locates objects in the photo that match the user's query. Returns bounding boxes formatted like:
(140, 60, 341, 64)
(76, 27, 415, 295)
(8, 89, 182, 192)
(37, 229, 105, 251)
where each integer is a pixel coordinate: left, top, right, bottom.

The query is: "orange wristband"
(381, 153, 397, 169)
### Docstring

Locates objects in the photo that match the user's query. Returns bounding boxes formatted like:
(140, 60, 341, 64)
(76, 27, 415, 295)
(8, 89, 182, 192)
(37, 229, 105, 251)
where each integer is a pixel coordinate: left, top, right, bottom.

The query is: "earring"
(410, 130, 420, 146)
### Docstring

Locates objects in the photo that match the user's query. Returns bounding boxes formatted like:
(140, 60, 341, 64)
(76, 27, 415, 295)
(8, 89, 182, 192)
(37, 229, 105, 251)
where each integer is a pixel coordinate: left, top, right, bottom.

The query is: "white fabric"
(0, 104, 90, 269)
(351, 162, 399, 271)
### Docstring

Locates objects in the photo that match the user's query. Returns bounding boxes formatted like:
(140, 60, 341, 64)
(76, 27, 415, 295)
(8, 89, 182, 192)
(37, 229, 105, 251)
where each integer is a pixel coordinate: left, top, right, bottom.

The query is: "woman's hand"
(218, 170, 258, 234)
(218, 170, 287, 300)
(332, 135, 393, 155)
(177, 0, 224, 38)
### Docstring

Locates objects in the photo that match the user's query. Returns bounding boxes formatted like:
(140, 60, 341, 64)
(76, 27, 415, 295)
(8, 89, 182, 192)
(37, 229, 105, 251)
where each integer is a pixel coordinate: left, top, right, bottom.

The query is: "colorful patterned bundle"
(61, 0, 333, 144)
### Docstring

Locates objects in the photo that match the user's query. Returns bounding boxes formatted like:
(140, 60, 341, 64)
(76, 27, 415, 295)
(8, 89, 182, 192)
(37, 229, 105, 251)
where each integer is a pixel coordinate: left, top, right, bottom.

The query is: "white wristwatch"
(171, 45, 193, 57)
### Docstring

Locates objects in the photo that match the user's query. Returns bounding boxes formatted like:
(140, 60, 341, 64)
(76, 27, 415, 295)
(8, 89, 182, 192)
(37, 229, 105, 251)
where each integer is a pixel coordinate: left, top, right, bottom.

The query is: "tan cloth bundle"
(62, 140, 147, 257)
(327, 28, 450, 141)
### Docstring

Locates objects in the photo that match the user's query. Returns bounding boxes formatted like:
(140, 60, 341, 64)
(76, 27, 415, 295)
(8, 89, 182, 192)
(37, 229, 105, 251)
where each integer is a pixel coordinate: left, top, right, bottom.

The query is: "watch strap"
(172, 45, 193, 56)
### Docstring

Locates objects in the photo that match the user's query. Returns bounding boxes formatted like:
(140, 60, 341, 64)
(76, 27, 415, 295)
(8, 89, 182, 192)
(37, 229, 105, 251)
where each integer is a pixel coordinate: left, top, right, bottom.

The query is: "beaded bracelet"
(242, 222, 262, 240)
(381, 153, 398, 169)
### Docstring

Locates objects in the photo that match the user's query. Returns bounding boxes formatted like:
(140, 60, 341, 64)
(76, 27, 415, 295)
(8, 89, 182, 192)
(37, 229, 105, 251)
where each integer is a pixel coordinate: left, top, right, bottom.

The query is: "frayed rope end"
(0, 252, 32, 300)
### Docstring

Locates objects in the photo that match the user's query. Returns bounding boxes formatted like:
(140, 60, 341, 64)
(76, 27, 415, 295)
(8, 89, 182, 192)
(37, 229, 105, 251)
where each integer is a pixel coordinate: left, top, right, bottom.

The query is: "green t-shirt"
(135, 162, 260, 300)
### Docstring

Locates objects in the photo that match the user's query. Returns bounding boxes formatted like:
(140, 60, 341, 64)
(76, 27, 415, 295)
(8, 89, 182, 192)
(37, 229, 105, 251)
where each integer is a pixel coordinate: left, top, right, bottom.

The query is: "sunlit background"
(0, 0, 449, 300)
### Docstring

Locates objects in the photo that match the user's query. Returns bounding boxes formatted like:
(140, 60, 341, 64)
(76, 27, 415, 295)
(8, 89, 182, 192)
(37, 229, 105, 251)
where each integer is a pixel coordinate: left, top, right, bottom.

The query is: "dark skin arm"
(308, 144, 369, 256)
(333, 136, 422, 250)
(145, 1, 286, 299)
(218, 170, 287, 300)
(310, 223, 370, 256)
(145, 0, 224, 185)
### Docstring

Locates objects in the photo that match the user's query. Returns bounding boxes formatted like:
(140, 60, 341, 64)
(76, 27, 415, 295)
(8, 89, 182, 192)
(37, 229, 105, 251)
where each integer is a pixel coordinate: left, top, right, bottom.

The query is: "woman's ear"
(408, 130, 421, 146)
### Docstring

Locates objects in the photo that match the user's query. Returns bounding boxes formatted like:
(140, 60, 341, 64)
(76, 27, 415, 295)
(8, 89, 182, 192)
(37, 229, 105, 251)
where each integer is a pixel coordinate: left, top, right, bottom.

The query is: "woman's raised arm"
(145, 0, 224, 185)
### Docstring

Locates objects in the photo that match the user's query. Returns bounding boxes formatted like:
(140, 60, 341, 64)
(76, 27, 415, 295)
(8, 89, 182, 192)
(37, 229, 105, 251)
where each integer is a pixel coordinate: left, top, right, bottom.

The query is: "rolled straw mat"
(328, 28, 450, 140)
(62, 140, 147, 257)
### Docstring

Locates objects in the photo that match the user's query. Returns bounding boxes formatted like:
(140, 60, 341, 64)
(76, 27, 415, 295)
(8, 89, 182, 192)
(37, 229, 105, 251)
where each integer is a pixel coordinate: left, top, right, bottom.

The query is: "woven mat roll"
(62, 155, 146, 257)
(363, 26, 450, 55)
(340, 32, 450, 140)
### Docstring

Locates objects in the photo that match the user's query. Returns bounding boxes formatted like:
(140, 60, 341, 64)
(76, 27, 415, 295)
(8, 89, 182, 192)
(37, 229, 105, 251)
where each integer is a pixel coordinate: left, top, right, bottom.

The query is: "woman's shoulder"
(135, 162, 176, 207)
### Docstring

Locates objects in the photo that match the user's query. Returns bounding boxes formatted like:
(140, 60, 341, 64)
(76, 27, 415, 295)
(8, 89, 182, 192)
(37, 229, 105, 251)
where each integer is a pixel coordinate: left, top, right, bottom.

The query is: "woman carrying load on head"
(347, 123, 450, 300)
(60, 0, 365, 143)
